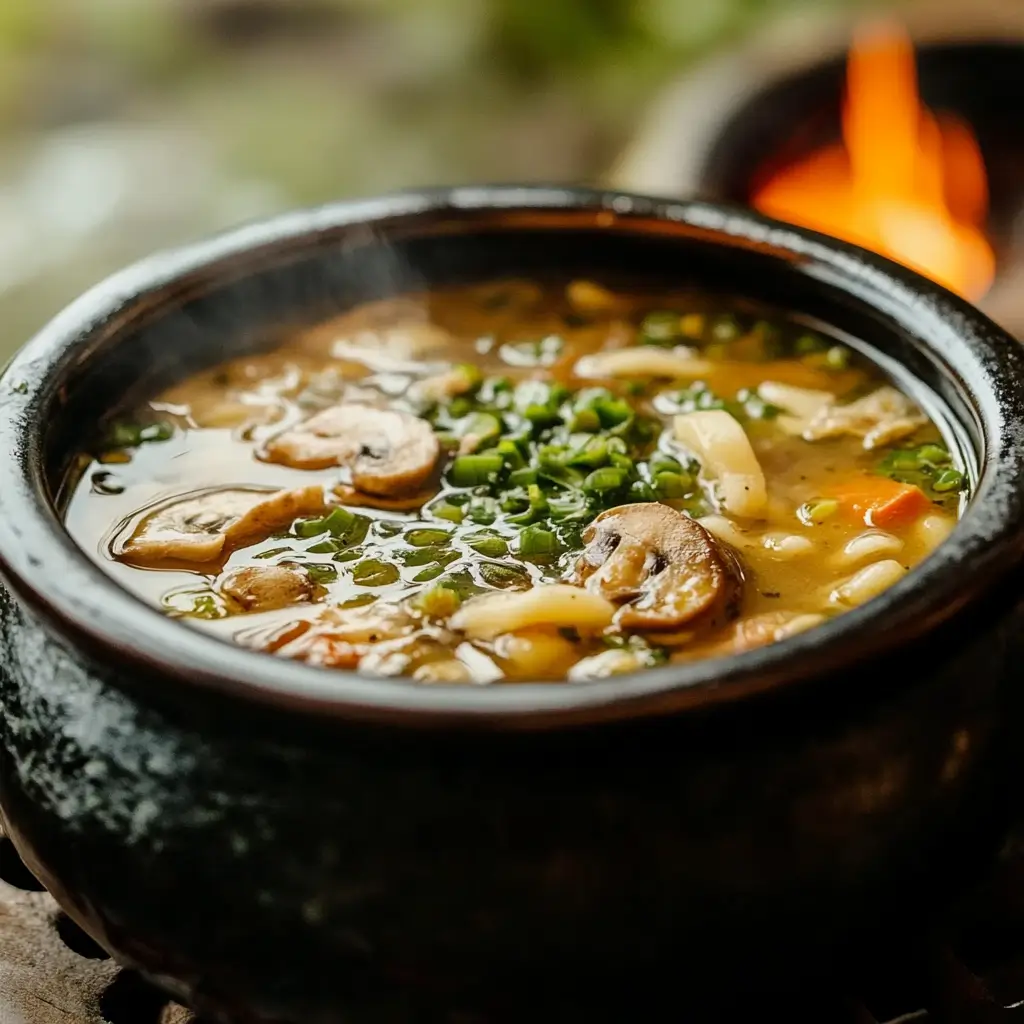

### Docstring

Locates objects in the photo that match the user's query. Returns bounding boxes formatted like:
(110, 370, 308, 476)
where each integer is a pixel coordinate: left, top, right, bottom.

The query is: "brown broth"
(64, 279, 964, 684)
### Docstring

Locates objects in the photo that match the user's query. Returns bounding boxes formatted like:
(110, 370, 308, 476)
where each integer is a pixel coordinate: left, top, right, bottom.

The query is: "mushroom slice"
(118, 485, 326, 565)
(220, 564, 314, 613)
(674, 410, 768, 518)
(574, 347, 713, 381)
(803, 386, 926, 450)
(571, 502, 743, 632)
(332, 483, 435, 512)
(261, 403, 440, 497)
(449, 584, 616, 641)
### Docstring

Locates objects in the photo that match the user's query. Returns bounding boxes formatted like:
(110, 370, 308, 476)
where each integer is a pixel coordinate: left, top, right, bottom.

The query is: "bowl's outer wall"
(2, 577, 1023, 1019)
(1, 189, 1024, 1018)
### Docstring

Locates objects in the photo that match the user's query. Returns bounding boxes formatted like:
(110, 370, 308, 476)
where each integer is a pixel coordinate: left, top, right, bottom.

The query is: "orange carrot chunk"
(827, 475, 930, 529)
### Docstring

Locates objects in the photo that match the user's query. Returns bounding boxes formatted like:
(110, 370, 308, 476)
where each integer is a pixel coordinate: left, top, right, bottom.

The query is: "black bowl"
(2, 186, 1024, 1021)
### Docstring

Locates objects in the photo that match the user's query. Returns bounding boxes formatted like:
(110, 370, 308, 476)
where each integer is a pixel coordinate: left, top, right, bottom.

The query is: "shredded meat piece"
(269, 602, 416, 668)
(803, 386, 926, 450)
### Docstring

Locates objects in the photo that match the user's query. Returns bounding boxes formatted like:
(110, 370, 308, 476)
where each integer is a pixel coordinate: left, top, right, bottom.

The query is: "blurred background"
(0, 0, 878, 357)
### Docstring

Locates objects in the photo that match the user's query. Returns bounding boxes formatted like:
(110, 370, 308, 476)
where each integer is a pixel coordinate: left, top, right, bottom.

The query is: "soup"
(65, 279, 965, 684)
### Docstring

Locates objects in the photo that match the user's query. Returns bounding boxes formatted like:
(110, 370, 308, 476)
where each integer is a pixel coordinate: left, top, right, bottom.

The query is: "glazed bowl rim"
(2, 184, 1024, 730)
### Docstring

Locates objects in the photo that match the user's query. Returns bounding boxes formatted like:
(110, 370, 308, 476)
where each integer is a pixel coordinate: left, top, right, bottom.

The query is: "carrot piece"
(827, 475, 930, 529)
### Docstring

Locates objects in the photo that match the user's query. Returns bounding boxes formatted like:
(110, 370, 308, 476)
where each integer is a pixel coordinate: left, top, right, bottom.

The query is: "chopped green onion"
(566, 436, 609, 469)
(932, 468, 965, 493)
(108, 420, 175, 448)
(569, 407, 601, 432)
(405, 527, 453, 547)
(341, 593, 378, 610)
(430, 500, 465, 524)
(508, 467, 539, 487)
(466, 532, 509, 558)
(639, 310, 680, 344)
(295, 507, 369, 545)
(398, 544, 452, 567)
(306, 539, 343, 554)
(710, 314, 743, 342)
(467, 495, 500, 525)
(479, 562, 532, 590)
(253, 546, 293, 559)
(351, 559, 401, 587)
(629, 479, 658, 502)
(547, 490, 590, 521)
(412, 563, 448, 583)
(497, 438, 526, 470)
(517, 524, 561, 556)
(449, 453, 504, 487)
(304, 563, 338, 585)
(655, 471, 692, 498)
(649, 453, 683, 476)
(372, 520, 405, 538)
(333, 547, 364, 563)
(798, 498, 840, 526)
(458, 411, 502, 449)
(583, 467, 626, 494)
(593, 396, 632, 429)
(795, 332, 827, 355)
(161, 587, 226, 620)
(917, 443, 951, 466)
(453, 363, 483, 392)
(447, 396, 473, 419)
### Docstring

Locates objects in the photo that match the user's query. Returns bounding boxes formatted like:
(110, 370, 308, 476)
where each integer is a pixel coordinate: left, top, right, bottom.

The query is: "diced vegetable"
(448, 453, 505, 487)
(465, 532, 509, 558)
(826, 475, 931, 529)
(351, 559, 401, 587)
(412, 584, 462, 619)
(517, 524, 561, 556)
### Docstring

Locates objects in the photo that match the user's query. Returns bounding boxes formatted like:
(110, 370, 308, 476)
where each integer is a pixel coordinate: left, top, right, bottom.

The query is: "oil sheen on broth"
(65, 280, 965, 684)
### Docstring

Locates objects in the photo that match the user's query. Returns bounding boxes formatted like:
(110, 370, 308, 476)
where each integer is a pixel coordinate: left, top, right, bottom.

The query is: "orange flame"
(752, 22, 995, 301)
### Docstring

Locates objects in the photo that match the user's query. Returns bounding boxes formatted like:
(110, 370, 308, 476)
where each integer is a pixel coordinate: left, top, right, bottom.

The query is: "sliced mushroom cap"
(803, 386, 926, 449)
(261, 403, 440, 497)
(572, 502, 743, 631)
(220, 564, 314, 613)
(117, 485, 326, 565)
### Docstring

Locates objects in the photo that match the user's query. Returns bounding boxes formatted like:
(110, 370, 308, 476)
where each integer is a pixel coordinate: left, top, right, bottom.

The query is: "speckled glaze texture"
(2, 188, 1024, 1021)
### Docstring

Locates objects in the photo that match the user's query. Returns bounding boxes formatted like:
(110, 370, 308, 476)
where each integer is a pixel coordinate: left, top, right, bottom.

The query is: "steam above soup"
(65, 280, 965, 684)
